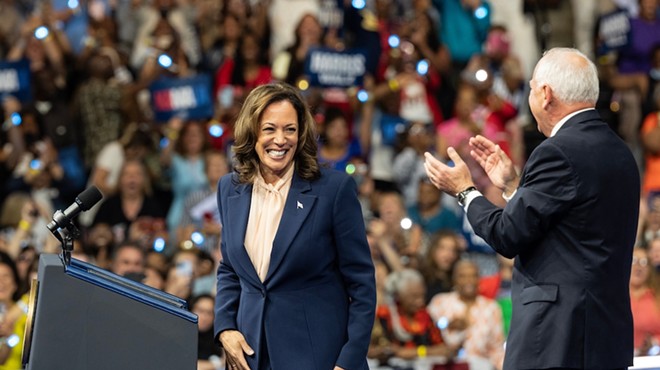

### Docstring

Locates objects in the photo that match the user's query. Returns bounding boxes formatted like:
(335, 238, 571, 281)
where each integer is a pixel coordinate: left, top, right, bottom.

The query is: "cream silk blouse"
(244, 164, 294, 281)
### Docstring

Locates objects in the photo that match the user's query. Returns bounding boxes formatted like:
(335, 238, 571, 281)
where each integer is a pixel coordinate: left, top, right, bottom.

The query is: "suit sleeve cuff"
(462, 190, 483, 212)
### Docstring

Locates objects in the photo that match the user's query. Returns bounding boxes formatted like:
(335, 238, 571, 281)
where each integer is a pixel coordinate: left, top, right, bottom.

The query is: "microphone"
(47, 186, 103, 232)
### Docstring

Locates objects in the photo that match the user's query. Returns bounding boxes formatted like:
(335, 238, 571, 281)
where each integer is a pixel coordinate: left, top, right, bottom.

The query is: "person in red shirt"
(213, 30, 272, 101)
(630, 247, 660, 355)
(373, 268, 457, 366)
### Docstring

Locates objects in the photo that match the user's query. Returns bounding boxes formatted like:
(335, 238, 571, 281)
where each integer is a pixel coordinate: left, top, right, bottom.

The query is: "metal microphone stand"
(48, 210, 80, 267)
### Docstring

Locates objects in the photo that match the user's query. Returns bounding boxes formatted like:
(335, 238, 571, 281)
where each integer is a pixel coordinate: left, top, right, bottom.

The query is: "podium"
(23, 254, 198, 370)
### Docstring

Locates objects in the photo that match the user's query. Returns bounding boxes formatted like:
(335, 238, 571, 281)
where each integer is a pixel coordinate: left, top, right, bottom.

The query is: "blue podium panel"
(24, 254, 198, 370)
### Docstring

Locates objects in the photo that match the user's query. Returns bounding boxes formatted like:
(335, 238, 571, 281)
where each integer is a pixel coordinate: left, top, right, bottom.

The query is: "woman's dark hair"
(127, 129, 154, 150)
(230, 30, 269, 86)
(288, 13, 323, 54)
(0, 251, 22, 302)
(420, 229, 462, 289)
(319, 106, 348, 144)
(420, 12, 441, 53)
(173, 120, 210, 156)
(232, 82, 320, 183)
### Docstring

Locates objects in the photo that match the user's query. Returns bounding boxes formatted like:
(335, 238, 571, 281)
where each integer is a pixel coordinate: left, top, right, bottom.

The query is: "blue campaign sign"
(304, 48, 367, 88)
(597, 9, 631, 55)
(319, 0, 344, 35)
(0, 59, 32, 102)
(150, 74, 214, 123)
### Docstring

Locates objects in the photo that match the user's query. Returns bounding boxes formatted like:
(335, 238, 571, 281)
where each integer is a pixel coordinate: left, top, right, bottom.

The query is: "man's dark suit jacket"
(214, 168, 376, 370)
(467, 110, 640, 369)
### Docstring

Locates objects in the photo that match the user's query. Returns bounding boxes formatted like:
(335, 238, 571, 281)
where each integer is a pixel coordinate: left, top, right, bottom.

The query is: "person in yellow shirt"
(0, 251, 25, 370)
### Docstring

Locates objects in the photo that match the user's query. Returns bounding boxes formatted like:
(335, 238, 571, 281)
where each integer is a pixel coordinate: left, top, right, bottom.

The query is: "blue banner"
(304, 48, 367, 88)
(150, 74, 214, 123)
(0, 59, 32, 102)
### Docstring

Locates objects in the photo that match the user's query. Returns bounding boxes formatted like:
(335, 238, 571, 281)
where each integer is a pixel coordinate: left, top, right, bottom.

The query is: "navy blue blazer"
(467, 110, 640, 369)
(214, 167, 376, 370)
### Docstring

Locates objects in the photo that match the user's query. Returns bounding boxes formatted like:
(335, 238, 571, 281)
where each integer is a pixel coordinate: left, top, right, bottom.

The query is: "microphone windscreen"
(76, 186, 103, 211)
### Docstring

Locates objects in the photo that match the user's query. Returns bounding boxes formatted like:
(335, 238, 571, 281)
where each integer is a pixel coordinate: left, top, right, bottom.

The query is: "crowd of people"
(0, 0, 660, 369)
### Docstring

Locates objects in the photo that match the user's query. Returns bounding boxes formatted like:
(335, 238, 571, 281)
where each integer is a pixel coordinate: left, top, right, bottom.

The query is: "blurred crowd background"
(1, 0, 660, 369)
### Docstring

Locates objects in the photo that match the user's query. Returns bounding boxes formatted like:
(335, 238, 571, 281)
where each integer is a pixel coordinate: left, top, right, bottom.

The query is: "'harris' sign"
(304, 48, 367, 88)
(150, 74, 213, 122)
(597, 9, 630, 54)
(0, 59, 32, 102)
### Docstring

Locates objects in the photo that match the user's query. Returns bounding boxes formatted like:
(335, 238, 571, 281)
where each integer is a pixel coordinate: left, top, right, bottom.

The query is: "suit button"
(260, 289, 266, 297)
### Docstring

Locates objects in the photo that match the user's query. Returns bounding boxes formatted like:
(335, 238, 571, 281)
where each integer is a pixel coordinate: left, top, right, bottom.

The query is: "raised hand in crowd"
(5, 201, 40, 259)
(22, 138, 64, 195)
(2, 96, 24, 172)
(159, 115, 185, 168)
(368, 218, 404, 272)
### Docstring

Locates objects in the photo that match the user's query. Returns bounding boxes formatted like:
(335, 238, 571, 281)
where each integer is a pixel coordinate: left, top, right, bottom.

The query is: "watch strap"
(457, 186, 478, 207)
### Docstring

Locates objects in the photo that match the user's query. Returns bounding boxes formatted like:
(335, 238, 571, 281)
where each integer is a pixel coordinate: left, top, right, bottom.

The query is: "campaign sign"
(0, 59, 32, 102)
(597, 9, 630, 54)
(150, 74, 213, 123)
(304, 48, 367, 88)
(318, 0, 343, 33)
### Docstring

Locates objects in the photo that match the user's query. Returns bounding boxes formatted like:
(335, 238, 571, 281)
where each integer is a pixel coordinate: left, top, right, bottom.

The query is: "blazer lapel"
(227, 182, 262, 287)
(265, 173, 317, 283)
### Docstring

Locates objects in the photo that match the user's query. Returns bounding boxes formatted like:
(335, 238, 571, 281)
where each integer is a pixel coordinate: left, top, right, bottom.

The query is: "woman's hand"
(219, 330, 254, 370)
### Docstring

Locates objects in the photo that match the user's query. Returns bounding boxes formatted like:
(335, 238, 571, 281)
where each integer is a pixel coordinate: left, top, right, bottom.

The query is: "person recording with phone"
(3, 199, 49, 260)
(92, 159, 167, 245)
(136, 17, 192, 84)
(0, 251, 25, 370)
(177, 150, 228, 254)
(215, 83, 376, 370)
(164, 248, 198, 302)
(110, 241, 146, 278)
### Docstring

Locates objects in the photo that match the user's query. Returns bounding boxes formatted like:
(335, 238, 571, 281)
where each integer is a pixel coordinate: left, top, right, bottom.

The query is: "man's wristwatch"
(456, 186, 478, 207)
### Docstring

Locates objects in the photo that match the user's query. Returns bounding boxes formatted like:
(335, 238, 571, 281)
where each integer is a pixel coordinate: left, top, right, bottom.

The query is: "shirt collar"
(254, 162, 295, 193)
(550, 108, 594, 137)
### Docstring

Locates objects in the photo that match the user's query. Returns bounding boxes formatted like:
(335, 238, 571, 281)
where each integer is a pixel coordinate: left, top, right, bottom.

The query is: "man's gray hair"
(533, 47, 599, 105)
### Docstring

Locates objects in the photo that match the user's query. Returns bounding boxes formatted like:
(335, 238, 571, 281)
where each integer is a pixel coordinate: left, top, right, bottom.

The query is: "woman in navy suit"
(214, 82, 376, 370)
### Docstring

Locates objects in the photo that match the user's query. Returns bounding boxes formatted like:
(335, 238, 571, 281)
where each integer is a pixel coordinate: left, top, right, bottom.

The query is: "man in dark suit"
(424, 47, 640, 369)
